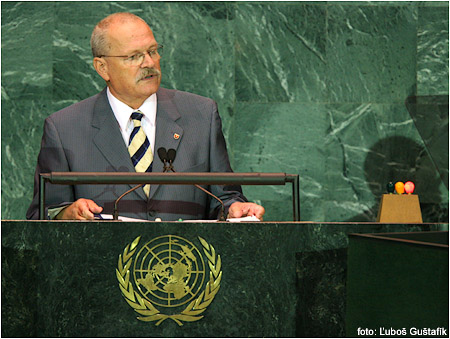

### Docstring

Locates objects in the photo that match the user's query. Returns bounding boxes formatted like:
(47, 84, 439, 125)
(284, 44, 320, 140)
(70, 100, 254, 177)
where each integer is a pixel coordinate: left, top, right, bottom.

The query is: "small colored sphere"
(395, 181, 405, 194)
(404, 181, 415, 194)
(387, 182, 395, 193)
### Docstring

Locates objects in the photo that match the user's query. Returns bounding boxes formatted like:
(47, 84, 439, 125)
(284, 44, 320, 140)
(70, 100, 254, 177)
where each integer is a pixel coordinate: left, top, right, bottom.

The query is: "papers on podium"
(95, 214, 260, 222)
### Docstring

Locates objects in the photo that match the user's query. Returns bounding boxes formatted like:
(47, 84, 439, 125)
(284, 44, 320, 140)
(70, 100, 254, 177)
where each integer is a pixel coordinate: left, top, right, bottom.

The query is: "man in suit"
(26, 12, 265, 221)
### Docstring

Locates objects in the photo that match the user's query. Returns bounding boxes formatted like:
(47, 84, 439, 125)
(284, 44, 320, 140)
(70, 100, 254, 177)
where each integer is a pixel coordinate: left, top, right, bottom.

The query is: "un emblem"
(116, 235, 222, 325)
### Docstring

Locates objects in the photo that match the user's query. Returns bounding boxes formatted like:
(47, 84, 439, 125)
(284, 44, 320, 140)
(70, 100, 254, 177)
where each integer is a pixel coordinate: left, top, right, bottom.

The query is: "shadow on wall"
(405, 95, 449, 190)
(348, 135, 448, 223)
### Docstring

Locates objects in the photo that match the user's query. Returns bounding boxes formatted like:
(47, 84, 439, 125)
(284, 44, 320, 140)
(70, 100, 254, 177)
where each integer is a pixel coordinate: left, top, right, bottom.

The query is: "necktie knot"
(131, 111, 144, 127)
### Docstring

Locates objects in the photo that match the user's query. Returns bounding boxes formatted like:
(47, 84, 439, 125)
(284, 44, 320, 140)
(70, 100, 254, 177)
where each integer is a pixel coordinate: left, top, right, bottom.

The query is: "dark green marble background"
(1, 220, 443, 337)
(1, 1, 449, 222)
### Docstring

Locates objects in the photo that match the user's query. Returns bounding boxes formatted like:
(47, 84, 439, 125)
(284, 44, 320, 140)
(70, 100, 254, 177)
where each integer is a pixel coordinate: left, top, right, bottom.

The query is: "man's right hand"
(55, 198, 103, 220)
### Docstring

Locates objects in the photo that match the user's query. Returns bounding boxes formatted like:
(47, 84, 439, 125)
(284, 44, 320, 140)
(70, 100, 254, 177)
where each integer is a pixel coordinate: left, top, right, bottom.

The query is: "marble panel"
(231, 99, 448, 222)
(2, 247, 39, 337)
(1, 98, 50, 219)
(346, 232, 449, 335)
(416, 1, 450, 7)
(53, 2, 108, 106)
(417, 5, 449, 95)
(337, 2, 445, 7)
(1, 220, 441, 337)
(296, 248, 347, 337)
(1, 2, 448, 223)
(324, 102, 447, 222)
(230, 102, 327, 221)
(405, 95, 449, 189)
(1, 2, 55, 219)
(326, 4, 417, 103)
(234, 2, 328, 103)
(1, 2, 54, 100)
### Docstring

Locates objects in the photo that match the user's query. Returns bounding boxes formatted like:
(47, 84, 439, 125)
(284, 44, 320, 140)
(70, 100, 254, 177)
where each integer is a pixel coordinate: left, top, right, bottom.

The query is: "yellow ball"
(395, 181, 405, 194)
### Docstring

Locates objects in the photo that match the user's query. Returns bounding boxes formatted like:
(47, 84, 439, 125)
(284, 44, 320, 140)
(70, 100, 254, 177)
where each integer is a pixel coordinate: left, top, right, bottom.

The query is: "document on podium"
(185, 215, 261, 222)
(95, 214, 147, 222)
(95, 214, 260, 222)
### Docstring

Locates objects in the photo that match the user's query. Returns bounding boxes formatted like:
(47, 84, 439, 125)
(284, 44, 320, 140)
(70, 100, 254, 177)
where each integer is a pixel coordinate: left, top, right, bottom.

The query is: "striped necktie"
(128, 111, 153, 197)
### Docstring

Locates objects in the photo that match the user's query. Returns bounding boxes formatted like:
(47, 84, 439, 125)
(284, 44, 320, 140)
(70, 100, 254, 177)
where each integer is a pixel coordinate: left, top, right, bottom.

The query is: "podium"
(2, 220, 446, 337)
(377, 194, 423, 223)
(346, 231, 449, 336)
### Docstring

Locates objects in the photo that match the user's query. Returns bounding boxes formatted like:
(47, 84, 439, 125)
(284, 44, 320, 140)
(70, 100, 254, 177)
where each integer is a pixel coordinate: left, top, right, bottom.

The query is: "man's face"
(97, 19, 162, 108)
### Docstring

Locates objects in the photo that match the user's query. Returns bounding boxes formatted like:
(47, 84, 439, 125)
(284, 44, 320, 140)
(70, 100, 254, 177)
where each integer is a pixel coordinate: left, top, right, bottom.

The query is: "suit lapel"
(150, 88, 184, 199)
(91, 88, 147, 201)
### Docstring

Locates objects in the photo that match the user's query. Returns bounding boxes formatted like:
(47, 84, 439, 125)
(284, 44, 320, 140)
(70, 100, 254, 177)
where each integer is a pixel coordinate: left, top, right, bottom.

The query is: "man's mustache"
(138, 68, 161, 80)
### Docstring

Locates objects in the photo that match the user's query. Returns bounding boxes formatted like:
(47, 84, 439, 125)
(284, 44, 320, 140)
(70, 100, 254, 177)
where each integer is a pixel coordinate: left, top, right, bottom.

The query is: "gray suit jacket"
(26, 87, 246, 220)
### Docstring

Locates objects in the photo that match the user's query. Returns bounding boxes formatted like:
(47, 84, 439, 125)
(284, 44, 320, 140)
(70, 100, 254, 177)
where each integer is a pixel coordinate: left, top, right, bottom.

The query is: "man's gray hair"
(90, 12, 147, 57)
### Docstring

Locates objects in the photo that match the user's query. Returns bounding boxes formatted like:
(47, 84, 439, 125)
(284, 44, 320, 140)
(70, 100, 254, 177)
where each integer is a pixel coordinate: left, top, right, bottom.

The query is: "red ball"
(404, 181, 415, 194)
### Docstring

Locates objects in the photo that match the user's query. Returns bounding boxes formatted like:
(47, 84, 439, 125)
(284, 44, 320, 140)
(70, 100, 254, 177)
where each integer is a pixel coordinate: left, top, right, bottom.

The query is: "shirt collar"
(106, 87, 157, 131)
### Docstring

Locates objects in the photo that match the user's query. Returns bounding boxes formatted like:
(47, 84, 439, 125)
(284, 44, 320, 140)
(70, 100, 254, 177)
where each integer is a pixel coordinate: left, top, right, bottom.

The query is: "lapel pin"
(174, 133, 180, 140)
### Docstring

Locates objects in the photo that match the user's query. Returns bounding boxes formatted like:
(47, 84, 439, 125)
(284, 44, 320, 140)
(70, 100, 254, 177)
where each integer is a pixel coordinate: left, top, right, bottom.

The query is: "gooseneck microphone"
(167, 149, 176, 163)
(157, 147, 170, 172)
(166, 148, 176, 172)
(113, 148, 167, 220)
(113, 149, 167, 220)
(113, 147, 175, 219)
(113, 183, 144, 220)
(159, 147, 226, 221)
(113, 147, 226, 221)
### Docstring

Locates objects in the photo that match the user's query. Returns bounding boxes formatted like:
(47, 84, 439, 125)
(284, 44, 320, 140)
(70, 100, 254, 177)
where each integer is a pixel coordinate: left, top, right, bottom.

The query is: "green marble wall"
(2, 1, 448, 222)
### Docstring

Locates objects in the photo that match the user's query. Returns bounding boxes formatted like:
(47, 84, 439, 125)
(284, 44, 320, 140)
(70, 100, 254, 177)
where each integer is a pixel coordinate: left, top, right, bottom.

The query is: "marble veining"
(2, 220, 443, 337)
(1, 2, 448, 222)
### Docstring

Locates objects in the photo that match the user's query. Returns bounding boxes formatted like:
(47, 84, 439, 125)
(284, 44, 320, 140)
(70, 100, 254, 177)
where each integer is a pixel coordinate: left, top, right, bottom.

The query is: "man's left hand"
(228, 202, 265, 220)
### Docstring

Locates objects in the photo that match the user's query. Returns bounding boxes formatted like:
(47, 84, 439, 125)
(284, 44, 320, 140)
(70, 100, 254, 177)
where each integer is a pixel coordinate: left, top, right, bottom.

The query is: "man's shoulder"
(47, 90, 106, 122)
(157, 87, 215, 105)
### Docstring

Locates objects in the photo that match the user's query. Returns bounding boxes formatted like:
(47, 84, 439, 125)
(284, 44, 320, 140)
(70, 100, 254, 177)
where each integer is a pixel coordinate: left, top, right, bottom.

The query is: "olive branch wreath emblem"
(116, 235, 222, 326)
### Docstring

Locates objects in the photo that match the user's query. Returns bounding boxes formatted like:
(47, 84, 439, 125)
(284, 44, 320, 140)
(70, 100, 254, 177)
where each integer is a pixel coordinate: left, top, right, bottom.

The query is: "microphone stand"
(113, 147, 227, 221)
(113, 184, 144, 220)
(194, 183, 226, 221)
(165, 157, 226, 221)
(114, 147, 168, 220)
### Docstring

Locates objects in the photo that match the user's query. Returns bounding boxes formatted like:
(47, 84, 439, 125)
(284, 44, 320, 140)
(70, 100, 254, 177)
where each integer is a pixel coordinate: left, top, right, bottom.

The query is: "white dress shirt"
(107, 87, 157, 154)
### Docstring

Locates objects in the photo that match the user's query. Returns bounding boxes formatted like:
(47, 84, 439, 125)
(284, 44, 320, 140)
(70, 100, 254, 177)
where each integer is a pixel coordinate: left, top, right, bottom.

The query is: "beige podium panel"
(377, 194, 423, 223)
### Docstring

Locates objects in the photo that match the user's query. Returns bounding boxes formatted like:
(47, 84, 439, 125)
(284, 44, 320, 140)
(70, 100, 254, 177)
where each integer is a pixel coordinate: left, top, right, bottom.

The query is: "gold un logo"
(116, 235, 222, 325)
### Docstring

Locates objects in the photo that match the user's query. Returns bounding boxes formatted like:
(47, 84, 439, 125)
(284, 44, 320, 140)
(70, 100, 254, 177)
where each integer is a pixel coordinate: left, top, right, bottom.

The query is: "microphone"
(113, 147, 227, 221)
(163, 148, 226, 221)
(114, 148, 169, 220)
(113, 183, 144, 220)
(167, 149, 176, 162)
(157, 147, 170, 172)
(166, 148, 176, 172)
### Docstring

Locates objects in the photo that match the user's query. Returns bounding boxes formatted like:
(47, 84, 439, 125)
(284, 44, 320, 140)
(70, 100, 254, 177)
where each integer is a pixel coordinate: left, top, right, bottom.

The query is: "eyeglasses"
(100, 45, 163, 66)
